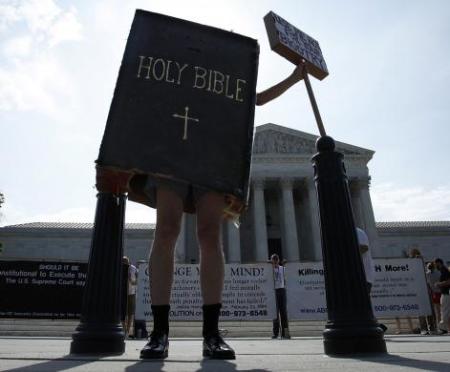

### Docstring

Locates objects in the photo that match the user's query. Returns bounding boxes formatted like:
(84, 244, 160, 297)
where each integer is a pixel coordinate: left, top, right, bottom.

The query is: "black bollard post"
(70, 168, 131, 354)
(312, 136, 387, 355)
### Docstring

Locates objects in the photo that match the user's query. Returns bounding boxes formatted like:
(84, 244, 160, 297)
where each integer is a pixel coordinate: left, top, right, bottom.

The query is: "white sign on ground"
(135, 263, 276, 321)
(286, 258, 432, 320)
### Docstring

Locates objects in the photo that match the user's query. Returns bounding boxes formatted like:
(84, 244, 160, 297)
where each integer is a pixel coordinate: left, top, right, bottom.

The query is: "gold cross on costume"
(172, 106, 199, 140)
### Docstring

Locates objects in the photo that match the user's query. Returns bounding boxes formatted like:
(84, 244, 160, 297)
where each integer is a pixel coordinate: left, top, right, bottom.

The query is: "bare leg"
(196, 192, 225, 304)
(149, 188, 184, 305)
(126, 296, 135, 336)
(195, 192, 235, 359)
(140, 189, 183, 359)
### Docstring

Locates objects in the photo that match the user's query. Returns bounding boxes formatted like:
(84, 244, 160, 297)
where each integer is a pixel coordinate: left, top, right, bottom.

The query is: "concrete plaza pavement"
(0, 335, 449, 371)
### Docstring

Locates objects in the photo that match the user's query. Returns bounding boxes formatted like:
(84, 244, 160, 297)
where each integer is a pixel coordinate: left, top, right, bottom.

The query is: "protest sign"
(135, 263, 276, 321)
(286, 258, 432, 319)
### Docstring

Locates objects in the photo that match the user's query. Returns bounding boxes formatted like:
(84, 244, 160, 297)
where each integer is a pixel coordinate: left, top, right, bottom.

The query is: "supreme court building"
(180, 123, 378, 264)
(1, 124, 449, 264)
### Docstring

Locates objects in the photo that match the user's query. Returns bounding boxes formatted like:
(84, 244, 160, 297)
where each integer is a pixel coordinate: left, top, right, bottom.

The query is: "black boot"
(140, 305, 170, 359)
(202, 304, 235, 359)
(272, 318, 280, 339)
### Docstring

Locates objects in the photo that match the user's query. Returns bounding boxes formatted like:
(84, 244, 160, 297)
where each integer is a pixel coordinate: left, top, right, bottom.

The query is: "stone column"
(306, 178, 322, 261)
(252, 179, 268, 262)
(350, 180, 365, 229)
(226, 221, 241, 262)
(359, 178, 380, 257)
(280, 178, 300, 261)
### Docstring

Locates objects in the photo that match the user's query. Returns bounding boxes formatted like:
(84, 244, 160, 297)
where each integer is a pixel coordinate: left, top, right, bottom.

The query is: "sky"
(1, 0, 450, 226)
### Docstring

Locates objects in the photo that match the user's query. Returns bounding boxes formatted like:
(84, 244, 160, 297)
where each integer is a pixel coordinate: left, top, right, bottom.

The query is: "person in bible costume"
(137, 64, 305, 360)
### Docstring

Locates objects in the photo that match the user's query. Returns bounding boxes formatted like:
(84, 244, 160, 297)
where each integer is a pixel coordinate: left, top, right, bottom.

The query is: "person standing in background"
(139, 64, 306, 359)
(122, 256, 138, 337)
(271, 254, 290, 339)
(356, 227, 387, 332)
(356, 227, 374, 294)
(126, 259, 138, 337)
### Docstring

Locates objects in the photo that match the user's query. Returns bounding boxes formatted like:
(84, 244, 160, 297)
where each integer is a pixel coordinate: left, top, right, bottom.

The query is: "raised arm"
(256, 64, 305, 106)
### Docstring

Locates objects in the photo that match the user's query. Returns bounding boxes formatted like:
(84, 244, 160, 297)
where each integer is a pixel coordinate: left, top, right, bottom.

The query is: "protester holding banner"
(356, 228, 387, 332)
(356, 228, 374, 293)
(121, 257, 138, 337)
(140, 65, 305, 360)
(270, 254, 290, 339)
(434, 258, 450, 334)
(126, 259, 138, 337)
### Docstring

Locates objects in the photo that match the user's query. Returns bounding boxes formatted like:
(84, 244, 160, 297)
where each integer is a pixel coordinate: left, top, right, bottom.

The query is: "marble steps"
(0, 319, 404, 338)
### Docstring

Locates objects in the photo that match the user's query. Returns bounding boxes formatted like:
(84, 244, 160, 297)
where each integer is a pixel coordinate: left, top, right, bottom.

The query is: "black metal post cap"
(316, 135, 335, 152)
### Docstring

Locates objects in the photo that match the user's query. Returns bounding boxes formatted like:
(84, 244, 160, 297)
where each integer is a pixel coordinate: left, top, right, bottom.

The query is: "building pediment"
(253, 124, 374, 158)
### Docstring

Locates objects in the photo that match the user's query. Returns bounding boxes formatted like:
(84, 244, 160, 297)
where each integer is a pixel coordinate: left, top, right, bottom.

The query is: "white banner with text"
(135, 263, 276, 321)
(285, 258, 433, 320)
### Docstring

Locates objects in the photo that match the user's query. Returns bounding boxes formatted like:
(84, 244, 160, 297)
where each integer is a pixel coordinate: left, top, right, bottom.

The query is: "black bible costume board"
(97, 10, 259, 213)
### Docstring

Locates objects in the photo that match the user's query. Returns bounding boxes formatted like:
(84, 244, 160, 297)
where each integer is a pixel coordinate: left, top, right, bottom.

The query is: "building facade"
(1, 124, 449, 264)
(180, 124, 379, 263)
